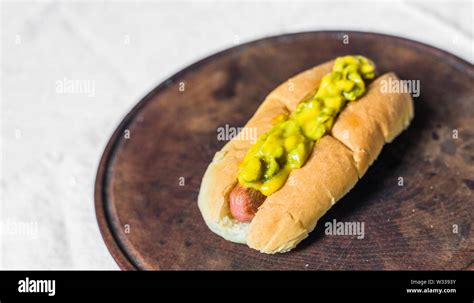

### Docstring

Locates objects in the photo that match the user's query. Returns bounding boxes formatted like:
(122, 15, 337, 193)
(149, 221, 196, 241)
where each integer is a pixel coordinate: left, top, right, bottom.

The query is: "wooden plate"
(95, 31, 474, 270)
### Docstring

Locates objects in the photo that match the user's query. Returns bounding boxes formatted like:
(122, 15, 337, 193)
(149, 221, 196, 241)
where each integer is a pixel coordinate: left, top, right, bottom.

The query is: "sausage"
(229, 184, 266, 222)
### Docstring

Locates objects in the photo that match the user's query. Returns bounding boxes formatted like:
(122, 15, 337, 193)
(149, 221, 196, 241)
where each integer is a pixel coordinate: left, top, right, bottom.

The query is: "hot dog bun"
(198, 59, 414, 253)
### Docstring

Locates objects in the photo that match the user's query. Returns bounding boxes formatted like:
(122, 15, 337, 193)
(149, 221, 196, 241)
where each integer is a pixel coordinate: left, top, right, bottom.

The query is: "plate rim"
(94, 30, 473, 271)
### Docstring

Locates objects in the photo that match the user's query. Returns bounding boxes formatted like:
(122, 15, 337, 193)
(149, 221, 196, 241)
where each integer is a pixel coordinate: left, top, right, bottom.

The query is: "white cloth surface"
(0, 0, 472, 269)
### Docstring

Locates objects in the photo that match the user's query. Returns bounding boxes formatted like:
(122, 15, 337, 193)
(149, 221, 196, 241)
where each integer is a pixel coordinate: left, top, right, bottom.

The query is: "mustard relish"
(238, 55, 376, 196)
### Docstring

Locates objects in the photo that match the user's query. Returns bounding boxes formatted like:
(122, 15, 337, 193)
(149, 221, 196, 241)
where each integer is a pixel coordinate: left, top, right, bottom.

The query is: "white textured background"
(0, 0, 472, 269)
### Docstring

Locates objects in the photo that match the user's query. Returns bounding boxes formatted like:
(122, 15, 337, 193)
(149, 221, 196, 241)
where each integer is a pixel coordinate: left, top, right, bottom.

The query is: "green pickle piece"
(238, 55, 376, 196)
(263, 158, 280, 179)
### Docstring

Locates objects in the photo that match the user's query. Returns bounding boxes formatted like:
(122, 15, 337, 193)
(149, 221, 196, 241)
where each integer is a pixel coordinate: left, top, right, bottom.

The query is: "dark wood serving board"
(95, 31, 473, 270)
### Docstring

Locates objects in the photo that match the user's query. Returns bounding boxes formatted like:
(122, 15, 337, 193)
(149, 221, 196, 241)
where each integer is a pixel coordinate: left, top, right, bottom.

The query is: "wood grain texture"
(94, 31, 474, 270)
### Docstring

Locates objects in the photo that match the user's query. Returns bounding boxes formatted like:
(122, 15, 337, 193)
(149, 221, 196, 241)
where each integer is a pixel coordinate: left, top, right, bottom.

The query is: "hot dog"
(229, 184, 266, 222)
(198, 56, 414, 253)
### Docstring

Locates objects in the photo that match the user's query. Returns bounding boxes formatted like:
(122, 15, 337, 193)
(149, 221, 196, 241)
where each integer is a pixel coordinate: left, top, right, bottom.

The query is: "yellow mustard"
(238, 55, 376, 196)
